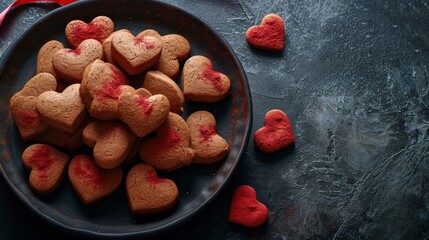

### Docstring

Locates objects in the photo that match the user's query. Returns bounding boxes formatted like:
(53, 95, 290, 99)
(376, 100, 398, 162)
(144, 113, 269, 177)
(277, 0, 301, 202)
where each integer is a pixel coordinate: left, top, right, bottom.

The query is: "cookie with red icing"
(83, 120, 137, 169)
(139, 112, 195, 171)
(37, 84, 88, 134)
(52, 39, 103, 83)
(22, 144, 70, 194)
(246, 13, 285, 51)
(68, 154, 123, 205)
(111, 31, 162, 75)
(117, 88, 170, 138)
(65, 16, 114, 48)
(143, 70, 184, 114)
(254, 109, 295, 153)
(228, 185, 268, 228)
(182, 55, 230, 102)
(186, 111, 229, 164)
(81, 59, 133, 120)
(126, 163, 179, 215)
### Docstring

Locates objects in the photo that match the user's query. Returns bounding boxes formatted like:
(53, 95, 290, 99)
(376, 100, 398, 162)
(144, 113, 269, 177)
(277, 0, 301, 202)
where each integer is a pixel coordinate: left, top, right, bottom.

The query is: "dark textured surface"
(0, 0, 428, 239)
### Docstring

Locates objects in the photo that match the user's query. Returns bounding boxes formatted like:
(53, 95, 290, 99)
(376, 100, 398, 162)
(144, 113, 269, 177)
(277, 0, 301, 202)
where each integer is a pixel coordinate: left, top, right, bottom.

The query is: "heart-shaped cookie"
(182, 55, 231, 102)
(111, 31, 162, 75)
(22, 144, 70, 194)
(228, 185, 269, 228)
(36, 40, 64, 78)
(254, 109, 295, 153)
(81, 59, 131, 120)
(126, 163, 179, 215)
(138, 30, 190, 79)
(186, 111, 229, 164)
(143, 70, 184, 114)
(52, 39, 103, 83)
(37, 84, 88, 134)
(83, 120, 136, 169)
(102, 29, 130, 64)
(139, 112, 195, 171)
(246, 14, 285, 51)
(68, 154, 123, 205)
(117, 89, 170, 137)
(11, 96, 49, 141)
(65, 16, 114, 48)
(10, 73, 57, 104)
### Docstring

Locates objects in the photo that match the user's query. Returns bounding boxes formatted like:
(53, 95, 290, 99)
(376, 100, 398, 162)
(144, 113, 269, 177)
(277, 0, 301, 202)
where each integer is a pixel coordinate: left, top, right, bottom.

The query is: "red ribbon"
(0, 0, 77, 27)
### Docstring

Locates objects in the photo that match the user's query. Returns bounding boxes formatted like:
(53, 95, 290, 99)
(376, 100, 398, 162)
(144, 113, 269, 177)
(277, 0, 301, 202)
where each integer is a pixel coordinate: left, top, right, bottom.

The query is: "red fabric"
(0, 0, 76, 27)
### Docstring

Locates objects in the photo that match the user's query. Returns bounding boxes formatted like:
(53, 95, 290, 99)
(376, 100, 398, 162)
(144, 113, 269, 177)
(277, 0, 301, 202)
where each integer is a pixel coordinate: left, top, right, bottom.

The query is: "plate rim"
(0, 0, 253, 238)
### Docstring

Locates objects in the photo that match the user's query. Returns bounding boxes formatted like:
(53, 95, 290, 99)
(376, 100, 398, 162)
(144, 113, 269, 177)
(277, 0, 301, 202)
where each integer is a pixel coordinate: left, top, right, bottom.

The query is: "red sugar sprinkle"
(29, 145, 54, 177)
(98, 66, 127, 99)
(19, 110, 38, 127)
(136, 96, 154, 115)
(145, 168, 166, 185)
(71, 22, 103, 44)
(198, 125, 217, 142)
(201, 67, 223, 91)
(66, 47, 81, 55)
(152, 128, 181, 154)
(134, 37, 155, 49)
(73, 155, 103, 186)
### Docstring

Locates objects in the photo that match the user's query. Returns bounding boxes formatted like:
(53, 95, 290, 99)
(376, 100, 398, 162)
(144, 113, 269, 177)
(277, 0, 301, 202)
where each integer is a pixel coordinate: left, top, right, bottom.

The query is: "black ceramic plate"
(0, 0, 252, 238)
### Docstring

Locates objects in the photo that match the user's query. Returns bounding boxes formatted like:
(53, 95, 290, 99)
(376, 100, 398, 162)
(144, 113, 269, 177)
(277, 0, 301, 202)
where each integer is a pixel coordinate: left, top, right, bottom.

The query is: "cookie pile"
(9, 16, 231, 214)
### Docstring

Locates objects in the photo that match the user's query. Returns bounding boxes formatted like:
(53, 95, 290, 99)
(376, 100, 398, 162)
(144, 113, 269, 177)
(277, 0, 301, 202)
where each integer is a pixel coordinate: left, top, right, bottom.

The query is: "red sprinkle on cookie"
(228, 185, 268, 228)
(254, 109, 295, 153)
(22, 144, 70, 194)
(68, 154, 123, 205)
(126, 163, 179, 215)
(65, 16, 114, 48)
(246, 14, 285, 51)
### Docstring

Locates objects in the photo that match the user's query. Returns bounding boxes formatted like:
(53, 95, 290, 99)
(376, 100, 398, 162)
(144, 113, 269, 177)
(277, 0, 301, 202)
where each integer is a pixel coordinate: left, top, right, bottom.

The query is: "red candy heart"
(246, 13, 285, 51)
(228, 185, 268, 228)
(254, 109, 295, 153)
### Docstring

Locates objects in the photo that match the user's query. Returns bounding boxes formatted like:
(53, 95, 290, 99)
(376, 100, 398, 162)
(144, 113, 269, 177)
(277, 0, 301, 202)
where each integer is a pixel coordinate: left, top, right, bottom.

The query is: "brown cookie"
(126, 163, 179, 215)
(37, 84, 87, 134)
(52, 39, 103, 83)
(111, 31, 162, 75)
(81, 59, 131, 120)
(117, 89, 170, 138)
(102, 29, 131, 64)
(83, 120, 137, 169)
(22, 144, 70, 194)
(182, 55, 231, 102)
(68, 154, 123, 205)
(10, 96, 49, 141)
(186, 111, 229, 164)
(36, 40, 64, 78)
(65, 16, 114, 48)
(143, 70, 184, 114)
(10, 73, 57, 104)
(139, 112, 195, 171)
